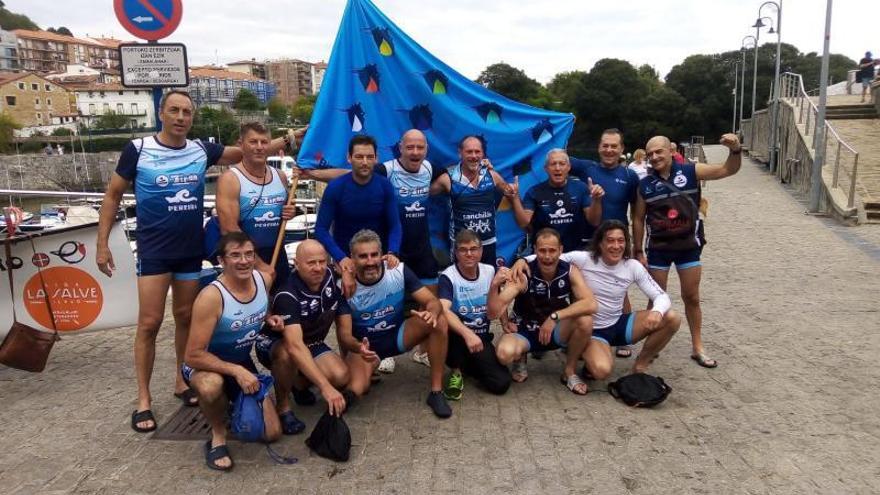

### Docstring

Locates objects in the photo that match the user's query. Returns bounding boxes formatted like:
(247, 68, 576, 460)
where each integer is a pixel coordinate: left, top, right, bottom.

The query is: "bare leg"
(270, 343, 297, 414)
(133, 274, 172, 429)
(170, 278, 200, 395)
(582, 339, 614, 380)
(628, 310, 682, 373)
(558, 316, 592, 378)
(314, 352, 351, 389)
(677, 266, 705, 357)
(402, 315, 448, 392)
(345, 353, 377, 397)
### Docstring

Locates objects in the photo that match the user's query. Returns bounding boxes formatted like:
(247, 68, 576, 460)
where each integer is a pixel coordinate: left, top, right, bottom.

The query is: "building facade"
(227, 59, 267, 80)
(73, 83, 154, 129)
(0, 72, 76, 127)
(266, 58, 314, 105)
(311, 62, 327, 94)
(0, 30, 19, 71)
(187, 65, 276, 108)
(13, 30, 122, 73)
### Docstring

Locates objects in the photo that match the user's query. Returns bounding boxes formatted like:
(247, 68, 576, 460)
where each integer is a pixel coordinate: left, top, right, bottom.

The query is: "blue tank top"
(116, 136, 222, 259)
(448, 164, 497, 245)
(347, 263, 422, 341)
(377, 159, 438, 256)
(438, 263, 495, 335)
(231, 166, 288, 249)
(512, 259, 572, 324)
(207, 271, 268, 363)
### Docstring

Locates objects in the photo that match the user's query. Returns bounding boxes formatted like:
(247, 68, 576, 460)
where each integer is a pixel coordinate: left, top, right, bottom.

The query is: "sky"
(7, 0, 870, 83)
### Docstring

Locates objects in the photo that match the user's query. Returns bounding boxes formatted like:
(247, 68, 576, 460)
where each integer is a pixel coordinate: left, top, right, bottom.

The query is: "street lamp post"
(809, 0, 833, 212)
(732, 61, 739, 133)
(756, 1, 782, 173)
(740, 36, 757, 135)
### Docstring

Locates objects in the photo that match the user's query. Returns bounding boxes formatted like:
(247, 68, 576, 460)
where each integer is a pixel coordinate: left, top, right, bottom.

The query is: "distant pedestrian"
(56, 144, 64, 155)
(858, 51, 877, 103)
(43, 143, 53, 155)
(628, 149, 650, 180)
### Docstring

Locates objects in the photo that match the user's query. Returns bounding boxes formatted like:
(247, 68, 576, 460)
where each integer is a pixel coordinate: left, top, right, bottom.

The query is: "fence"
(742, 72, 860, 220)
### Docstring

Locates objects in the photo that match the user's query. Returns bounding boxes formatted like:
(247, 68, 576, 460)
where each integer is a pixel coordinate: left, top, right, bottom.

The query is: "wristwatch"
(550, 312, 559, 321)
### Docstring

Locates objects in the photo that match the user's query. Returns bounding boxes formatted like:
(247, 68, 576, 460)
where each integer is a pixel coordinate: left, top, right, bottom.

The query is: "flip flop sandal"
(174, 388, 199, 407)
(615, 347, 633, 358)
(204, 440, 234, 471)
(560, 374, 589, 395)
(278, 410, 306, 435)
(131, 409, 157, 433)
(691, 353, 718, 368)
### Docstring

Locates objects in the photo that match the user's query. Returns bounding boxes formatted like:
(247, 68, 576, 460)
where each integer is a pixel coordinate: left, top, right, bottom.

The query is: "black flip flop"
(131, 409, 157, 433)
(174, 388, 199, 407)
(204, 440, 234, 471)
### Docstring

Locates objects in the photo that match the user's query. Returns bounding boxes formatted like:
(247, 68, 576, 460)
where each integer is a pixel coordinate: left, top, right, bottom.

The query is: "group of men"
(96, 88, 744, 471)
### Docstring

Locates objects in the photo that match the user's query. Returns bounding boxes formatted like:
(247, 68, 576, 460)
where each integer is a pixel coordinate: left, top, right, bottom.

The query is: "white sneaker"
(411, 350, 431, 367)
(377, 357, 396, 374)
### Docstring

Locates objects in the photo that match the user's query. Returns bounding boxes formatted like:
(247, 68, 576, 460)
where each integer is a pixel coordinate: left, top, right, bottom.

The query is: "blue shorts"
(513, 321, 566, 353)
(181, 358, 257, 403)
(254, 331, 334, 369)
(861, 76, 874, 87)
(592, 313, 635, 347)
(136, 256, 202, 280)
(647, 247, 702, 271)
(358, 322, 408, 360)
(401, 249, 439, 286)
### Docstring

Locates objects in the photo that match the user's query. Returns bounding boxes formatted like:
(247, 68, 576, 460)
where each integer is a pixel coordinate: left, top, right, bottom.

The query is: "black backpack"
(306, 412, 352, 462)
(608, 373, 672, 408)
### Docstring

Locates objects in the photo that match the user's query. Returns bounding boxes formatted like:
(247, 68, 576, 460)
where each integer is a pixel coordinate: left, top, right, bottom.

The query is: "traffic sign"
(119, 43, 189, 87)
(113, 0, 182, 41)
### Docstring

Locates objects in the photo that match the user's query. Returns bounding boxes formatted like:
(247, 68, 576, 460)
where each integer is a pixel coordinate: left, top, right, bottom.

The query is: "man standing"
(313, 135, 402, 278)
(216, 122, 297, 290)
(858, 51, 876, 103)
(255, 240, 349, 435)
(569, 128, 640, 358)
(431, 135, 512, 266)
(508, 148, 604, 252)
(95, 90, 293, 432)
(340, 229, 453, 418)
(438, 229, 512, 400)
(488, 228, 596, 393)
(632, 134, 742, 369)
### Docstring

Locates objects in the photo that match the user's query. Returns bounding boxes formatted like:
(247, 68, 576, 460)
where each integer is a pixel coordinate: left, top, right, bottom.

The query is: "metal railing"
(743, 73, 862, 218)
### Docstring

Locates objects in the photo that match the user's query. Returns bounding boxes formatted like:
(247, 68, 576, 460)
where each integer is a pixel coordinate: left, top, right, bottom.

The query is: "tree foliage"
(93, 110, 130, 130)
(189, 107, 239, 144)
(267, 97, 289, 123)
(0, 4, 39, 30)
(47, 26, 73, 36)
(476, 63, 543, 104)
(291, 94, 318, 124)
(232, 88, 264, 111)
(0, 111, 21, 153)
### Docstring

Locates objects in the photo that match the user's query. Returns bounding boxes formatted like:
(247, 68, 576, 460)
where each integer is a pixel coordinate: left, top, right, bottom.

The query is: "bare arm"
(440, 299, 479, 339)
(695, 133, 742, 181)
(487, 272, 525, 319)
(507, 177, 533, 228)
(95, 173, 130, 277)
(632, 194, 647, 265)
(585, 177, 604, 226)
(334, 314, 361, 354)
(558, 266, 597, 319)
(490, 169, 511, 195)
(280, 324, 337, 393)
(215, 170, 242, 234)
(184, 288, 247, 376)
(411, 286, 443, 320)
(430, 173, 451, 196)
(302, 168, 350, 182)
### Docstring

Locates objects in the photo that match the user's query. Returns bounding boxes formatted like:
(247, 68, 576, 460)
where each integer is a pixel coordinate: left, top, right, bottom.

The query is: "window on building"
(45, 84, 51, 91)
(117, 103, 124, 113)
(36, 112, 42, 120)
(118, 91, 123, 96)
(46, 98, 51, 106)
(5, 96, 15, 106)
(134, 90, 139, 95)
(131, 103, 138, 114)
(17, 82, 24, 90)
(103, 103, 110, 113)
(35, 97, 40, 105)
(88, 103, 96, 114)
(31, 83, 38, 91)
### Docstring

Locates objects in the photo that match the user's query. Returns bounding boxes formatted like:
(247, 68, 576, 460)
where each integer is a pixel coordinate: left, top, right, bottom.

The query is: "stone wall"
(0, 152, 118, 192)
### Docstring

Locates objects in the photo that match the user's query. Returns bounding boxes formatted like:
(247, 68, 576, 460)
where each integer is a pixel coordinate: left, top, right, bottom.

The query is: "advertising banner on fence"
(1, 222, 137, 341)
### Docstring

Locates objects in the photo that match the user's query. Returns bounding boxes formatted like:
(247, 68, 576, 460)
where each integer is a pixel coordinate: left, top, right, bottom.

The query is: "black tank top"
(512, 259, 572, 324)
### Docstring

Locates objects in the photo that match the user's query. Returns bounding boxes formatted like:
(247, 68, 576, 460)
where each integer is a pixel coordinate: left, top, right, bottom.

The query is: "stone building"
(0, 71, 75, 127)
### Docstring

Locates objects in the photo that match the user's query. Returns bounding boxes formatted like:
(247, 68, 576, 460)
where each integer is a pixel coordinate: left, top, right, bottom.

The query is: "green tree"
(46, 26, 73, 36)
(233, 88, 263, 111)
(291, 94, 317, 124)
(0, 3, 38, 30)
(51, 127, 73, 136)
(0, 111, 21, 153)
(94, 110, 130, 130)
(267, 97, 289, 123)
(475, 62, 542, 103)
(189, 106, 239, 144)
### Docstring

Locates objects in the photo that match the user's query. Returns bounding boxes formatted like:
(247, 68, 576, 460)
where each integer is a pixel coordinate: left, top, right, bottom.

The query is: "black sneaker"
(426, 391, 452, 418)
(292, 386, 317, 406)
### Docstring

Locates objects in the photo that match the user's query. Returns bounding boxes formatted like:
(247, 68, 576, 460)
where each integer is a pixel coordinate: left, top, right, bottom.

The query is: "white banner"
(1, 222, 137, 340)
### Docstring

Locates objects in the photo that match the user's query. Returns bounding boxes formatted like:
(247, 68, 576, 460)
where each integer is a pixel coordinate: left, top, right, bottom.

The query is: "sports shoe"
(426, 391, 452, 418)
(411, 350, 431, 367)
(378, 357, 396, 373)
(444, 370, 464, 401)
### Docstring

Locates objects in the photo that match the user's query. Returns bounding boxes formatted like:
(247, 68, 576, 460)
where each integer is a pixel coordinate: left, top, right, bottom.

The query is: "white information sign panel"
(120, 42, 189, 88)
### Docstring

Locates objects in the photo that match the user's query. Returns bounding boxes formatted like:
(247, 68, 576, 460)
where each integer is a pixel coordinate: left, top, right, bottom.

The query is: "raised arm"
(562, 266, 598, 318)
(430, 172, 451, 196)
(584, 178, 604, 226)
(96, 172, 130, 277)
(632, 193, 647, 267)
(487, 271, 525, 319)
(507, 176, 533, 228)
(299, 167, 350, 182)
(695, 133, 742, 181)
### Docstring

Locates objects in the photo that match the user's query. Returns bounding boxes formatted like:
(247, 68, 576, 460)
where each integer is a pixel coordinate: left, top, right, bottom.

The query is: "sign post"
(113, 0, 185, 132)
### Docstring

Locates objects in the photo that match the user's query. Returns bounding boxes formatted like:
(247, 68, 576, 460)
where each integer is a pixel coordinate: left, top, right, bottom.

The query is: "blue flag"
(298, 0, 575, 264)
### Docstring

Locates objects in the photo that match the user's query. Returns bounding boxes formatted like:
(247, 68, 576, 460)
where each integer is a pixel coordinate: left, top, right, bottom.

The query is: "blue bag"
(230, 374, 274, 442)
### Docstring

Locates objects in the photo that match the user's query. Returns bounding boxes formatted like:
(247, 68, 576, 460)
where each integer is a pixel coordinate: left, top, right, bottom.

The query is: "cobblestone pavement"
(2, 147, 879, 494)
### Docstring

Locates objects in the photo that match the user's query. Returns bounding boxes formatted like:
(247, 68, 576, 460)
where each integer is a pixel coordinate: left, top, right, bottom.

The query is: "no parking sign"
(113, 0, 183, 41)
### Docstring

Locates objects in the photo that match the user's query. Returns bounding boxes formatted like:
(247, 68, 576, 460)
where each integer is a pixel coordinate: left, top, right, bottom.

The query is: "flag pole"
(270, 175, 298, 268)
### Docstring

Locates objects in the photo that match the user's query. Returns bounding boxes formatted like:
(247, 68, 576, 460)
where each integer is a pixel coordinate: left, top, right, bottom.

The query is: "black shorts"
(136, 256, 202, 279)
(255, 331, 334, 369)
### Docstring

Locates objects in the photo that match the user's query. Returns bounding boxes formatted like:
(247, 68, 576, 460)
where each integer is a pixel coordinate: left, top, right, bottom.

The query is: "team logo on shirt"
(231, 320, 243, 330)
(466, 218, 491, 234)
(234, 329, 260, 345)
(324, 286, 333, 297)
(558, 279, 566, 288)
(165, 189, 197, 204)
(155, 175, 170, 187)
(366, 320, 395, 333)
(404, 201, 425, 213)
(673, 173, 687, 188)
(667, 208, 679, 219)
(309, 299, 319, 311)
(549, 207, 573, 221)
(534, 281, 547, 294)
(254, 211, 278, 224)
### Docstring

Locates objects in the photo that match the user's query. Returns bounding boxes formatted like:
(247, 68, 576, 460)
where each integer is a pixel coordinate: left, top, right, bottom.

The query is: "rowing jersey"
(438, 263, 495, 335)
(206, 271, 268, 363)
(347, 263, 423, 341)
(231, 166, 287, 249)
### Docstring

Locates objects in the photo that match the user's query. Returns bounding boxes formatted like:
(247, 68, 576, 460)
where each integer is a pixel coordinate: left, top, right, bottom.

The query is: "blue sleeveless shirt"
(207, 271, 268, 363)
(447, 163, 497, 245)
(231, 166, 288, 249)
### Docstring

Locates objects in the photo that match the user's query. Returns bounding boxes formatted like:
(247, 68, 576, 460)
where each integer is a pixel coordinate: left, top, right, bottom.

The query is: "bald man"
(255, 239, 352, 434)
(632, 133, 742, 369)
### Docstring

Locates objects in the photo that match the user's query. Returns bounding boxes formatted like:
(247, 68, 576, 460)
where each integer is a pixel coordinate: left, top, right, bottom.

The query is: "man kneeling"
(342, 229, 453, 418)
(183, 232, 281, 471)
(255, 239, 347, 435)
(488, 228, 597, 394)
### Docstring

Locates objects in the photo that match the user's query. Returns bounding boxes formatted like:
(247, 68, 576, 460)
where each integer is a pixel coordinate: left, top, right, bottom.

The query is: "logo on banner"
(23, 266, 103, 331)
(31, 252, 50, 267)
(50, 241, 87, 264)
